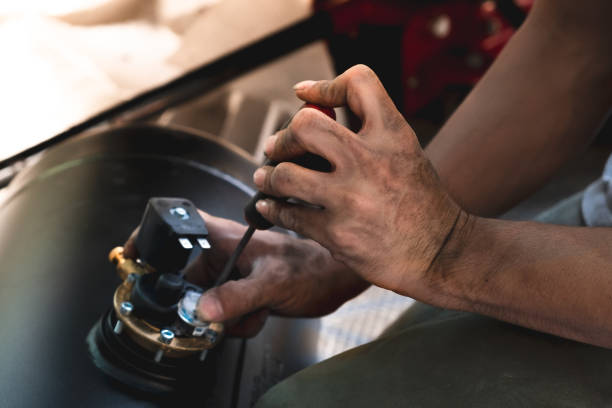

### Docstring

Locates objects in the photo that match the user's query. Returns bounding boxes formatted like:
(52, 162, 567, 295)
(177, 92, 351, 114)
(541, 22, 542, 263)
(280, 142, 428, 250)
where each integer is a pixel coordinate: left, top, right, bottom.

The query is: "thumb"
(293, 64, 390, 124)
(197, 262, 273, 322)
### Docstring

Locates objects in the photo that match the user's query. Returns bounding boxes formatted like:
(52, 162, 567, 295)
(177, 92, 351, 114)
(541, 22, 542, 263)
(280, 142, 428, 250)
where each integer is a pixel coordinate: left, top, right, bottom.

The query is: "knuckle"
(300, 106, 321, 123)
(275, 129, 295, 157)
(328, 225, 351, 249)
(290, 109, 315, 135)
(278, 206, 299, 231)
(269, 163, 293, 194)
(339, 192, 365, 213)
(348, 64, 376, 82)
(263, 169, 276, 194)
(326, 224, 359, 265)
(318, 80, 342, 102)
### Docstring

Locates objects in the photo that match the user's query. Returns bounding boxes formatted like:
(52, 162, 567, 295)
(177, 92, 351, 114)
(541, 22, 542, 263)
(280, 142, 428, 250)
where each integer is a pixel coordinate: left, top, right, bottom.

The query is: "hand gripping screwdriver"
(214, 103, 336, 286)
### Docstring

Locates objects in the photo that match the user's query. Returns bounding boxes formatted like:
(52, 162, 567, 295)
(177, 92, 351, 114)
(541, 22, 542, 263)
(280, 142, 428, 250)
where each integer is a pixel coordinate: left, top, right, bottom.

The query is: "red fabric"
(315, 0, 532, 115)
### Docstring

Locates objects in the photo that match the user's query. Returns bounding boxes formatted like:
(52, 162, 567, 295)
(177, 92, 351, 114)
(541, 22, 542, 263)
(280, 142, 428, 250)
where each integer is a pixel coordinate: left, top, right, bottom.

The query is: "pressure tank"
(0, 125, 317, 407)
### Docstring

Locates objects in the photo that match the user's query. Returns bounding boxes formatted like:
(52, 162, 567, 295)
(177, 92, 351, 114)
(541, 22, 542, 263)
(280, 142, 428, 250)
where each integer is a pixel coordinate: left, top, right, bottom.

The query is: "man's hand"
(253, 65, 465, 298)
(124, 212, 369, 337)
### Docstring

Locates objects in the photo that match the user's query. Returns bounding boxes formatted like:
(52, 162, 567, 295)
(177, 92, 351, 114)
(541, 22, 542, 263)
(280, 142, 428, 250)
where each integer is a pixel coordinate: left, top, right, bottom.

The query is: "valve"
(87, 197, 224, 393)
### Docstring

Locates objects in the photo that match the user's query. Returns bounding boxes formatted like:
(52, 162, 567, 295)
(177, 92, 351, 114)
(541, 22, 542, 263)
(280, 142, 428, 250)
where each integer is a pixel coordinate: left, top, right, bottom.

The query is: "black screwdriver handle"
(244, 104, 336, 230)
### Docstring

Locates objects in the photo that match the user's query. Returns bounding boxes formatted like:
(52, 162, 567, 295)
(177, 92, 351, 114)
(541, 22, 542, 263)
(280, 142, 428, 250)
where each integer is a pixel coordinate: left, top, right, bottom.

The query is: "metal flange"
(109, 247, 224, 358)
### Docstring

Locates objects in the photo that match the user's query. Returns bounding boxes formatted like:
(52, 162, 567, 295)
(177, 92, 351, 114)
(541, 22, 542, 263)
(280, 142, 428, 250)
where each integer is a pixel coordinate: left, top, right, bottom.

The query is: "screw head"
(169, 206, 190, 220)
(204, 329, 218, 344)
(159, 329, 175, 344)
(120, 301, 134, 316)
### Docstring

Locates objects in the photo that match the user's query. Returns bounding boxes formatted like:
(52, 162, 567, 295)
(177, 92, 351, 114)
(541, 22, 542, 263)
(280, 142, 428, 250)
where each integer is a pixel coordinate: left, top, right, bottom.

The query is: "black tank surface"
(0, 125, 262, 407)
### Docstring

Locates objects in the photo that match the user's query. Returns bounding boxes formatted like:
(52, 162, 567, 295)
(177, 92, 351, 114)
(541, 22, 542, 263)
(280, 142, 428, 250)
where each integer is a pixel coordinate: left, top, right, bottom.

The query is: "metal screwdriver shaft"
(214, 225, 255, 287)
(215, 104, 335, 288)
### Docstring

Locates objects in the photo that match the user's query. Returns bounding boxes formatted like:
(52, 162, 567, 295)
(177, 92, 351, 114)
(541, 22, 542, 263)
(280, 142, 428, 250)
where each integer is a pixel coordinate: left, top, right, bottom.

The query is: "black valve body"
(135, 197, 209, 274)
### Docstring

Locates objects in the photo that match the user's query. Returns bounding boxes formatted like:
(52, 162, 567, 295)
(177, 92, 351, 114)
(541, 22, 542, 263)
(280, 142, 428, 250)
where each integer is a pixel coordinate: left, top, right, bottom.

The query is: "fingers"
(197, 271, 271, 322)
(182, 249, 225, 287)
(253, 162, 331, 207)
(255, 199, 327, 242)
(197, 208, 288, 257)
(122, 209, 275, 339)
(197, 210, 248, 253)
(186, 210, 267, 285)
(123, 212, 246, 261)
(293, 64, 396, 126)
(196, 256, 290, 337)
(264, 107, 350, 164)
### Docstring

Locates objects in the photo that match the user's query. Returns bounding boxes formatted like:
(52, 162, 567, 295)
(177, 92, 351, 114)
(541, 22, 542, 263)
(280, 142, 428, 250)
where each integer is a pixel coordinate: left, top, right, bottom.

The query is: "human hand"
(124, 211, 369, 337)
(252, 65, 466, 299)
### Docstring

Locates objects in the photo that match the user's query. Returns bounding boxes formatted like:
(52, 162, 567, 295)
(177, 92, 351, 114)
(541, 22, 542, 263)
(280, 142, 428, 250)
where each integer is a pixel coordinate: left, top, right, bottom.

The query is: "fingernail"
(293, 80, 316, 91)
(253, 168, 265, 187)
(198, 294, 223, 322)
(263, 134, 277, 156)
(255, 199, 270, 215)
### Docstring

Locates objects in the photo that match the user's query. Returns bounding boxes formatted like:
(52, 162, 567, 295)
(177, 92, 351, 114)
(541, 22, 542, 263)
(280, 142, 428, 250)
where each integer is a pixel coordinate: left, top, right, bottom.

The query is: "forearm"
(425, 0, 612, 216)
(425, 214, 612, 348)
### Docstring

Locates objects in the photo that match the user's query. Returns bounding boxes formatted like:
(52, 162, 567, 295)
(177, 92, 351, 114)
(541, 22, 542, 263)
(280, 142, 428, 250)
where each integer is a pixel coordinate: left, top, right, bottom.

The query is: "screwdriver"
(213, 103, 336, 287)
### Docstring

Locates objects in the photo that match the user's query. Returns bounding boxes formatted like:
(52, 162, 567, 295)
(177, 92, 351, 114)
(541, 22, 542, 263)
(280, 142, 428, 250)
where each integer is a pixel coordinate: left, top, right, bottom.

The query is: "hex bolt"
(120, 302, 134, 316)
(204, 329, 218, 345)
(154, 329, 175, 363)
(159, 329, 175, 344)
(169, 206, 190, 220)
(114, 301, 134, 334)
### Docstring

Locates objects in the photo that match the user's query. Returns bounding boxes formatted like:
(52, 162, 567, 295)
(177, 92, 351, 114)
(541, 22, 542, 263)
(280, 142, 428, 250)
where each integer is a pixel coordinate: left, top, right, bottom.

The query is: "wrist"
(421, 209, 482, 309)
